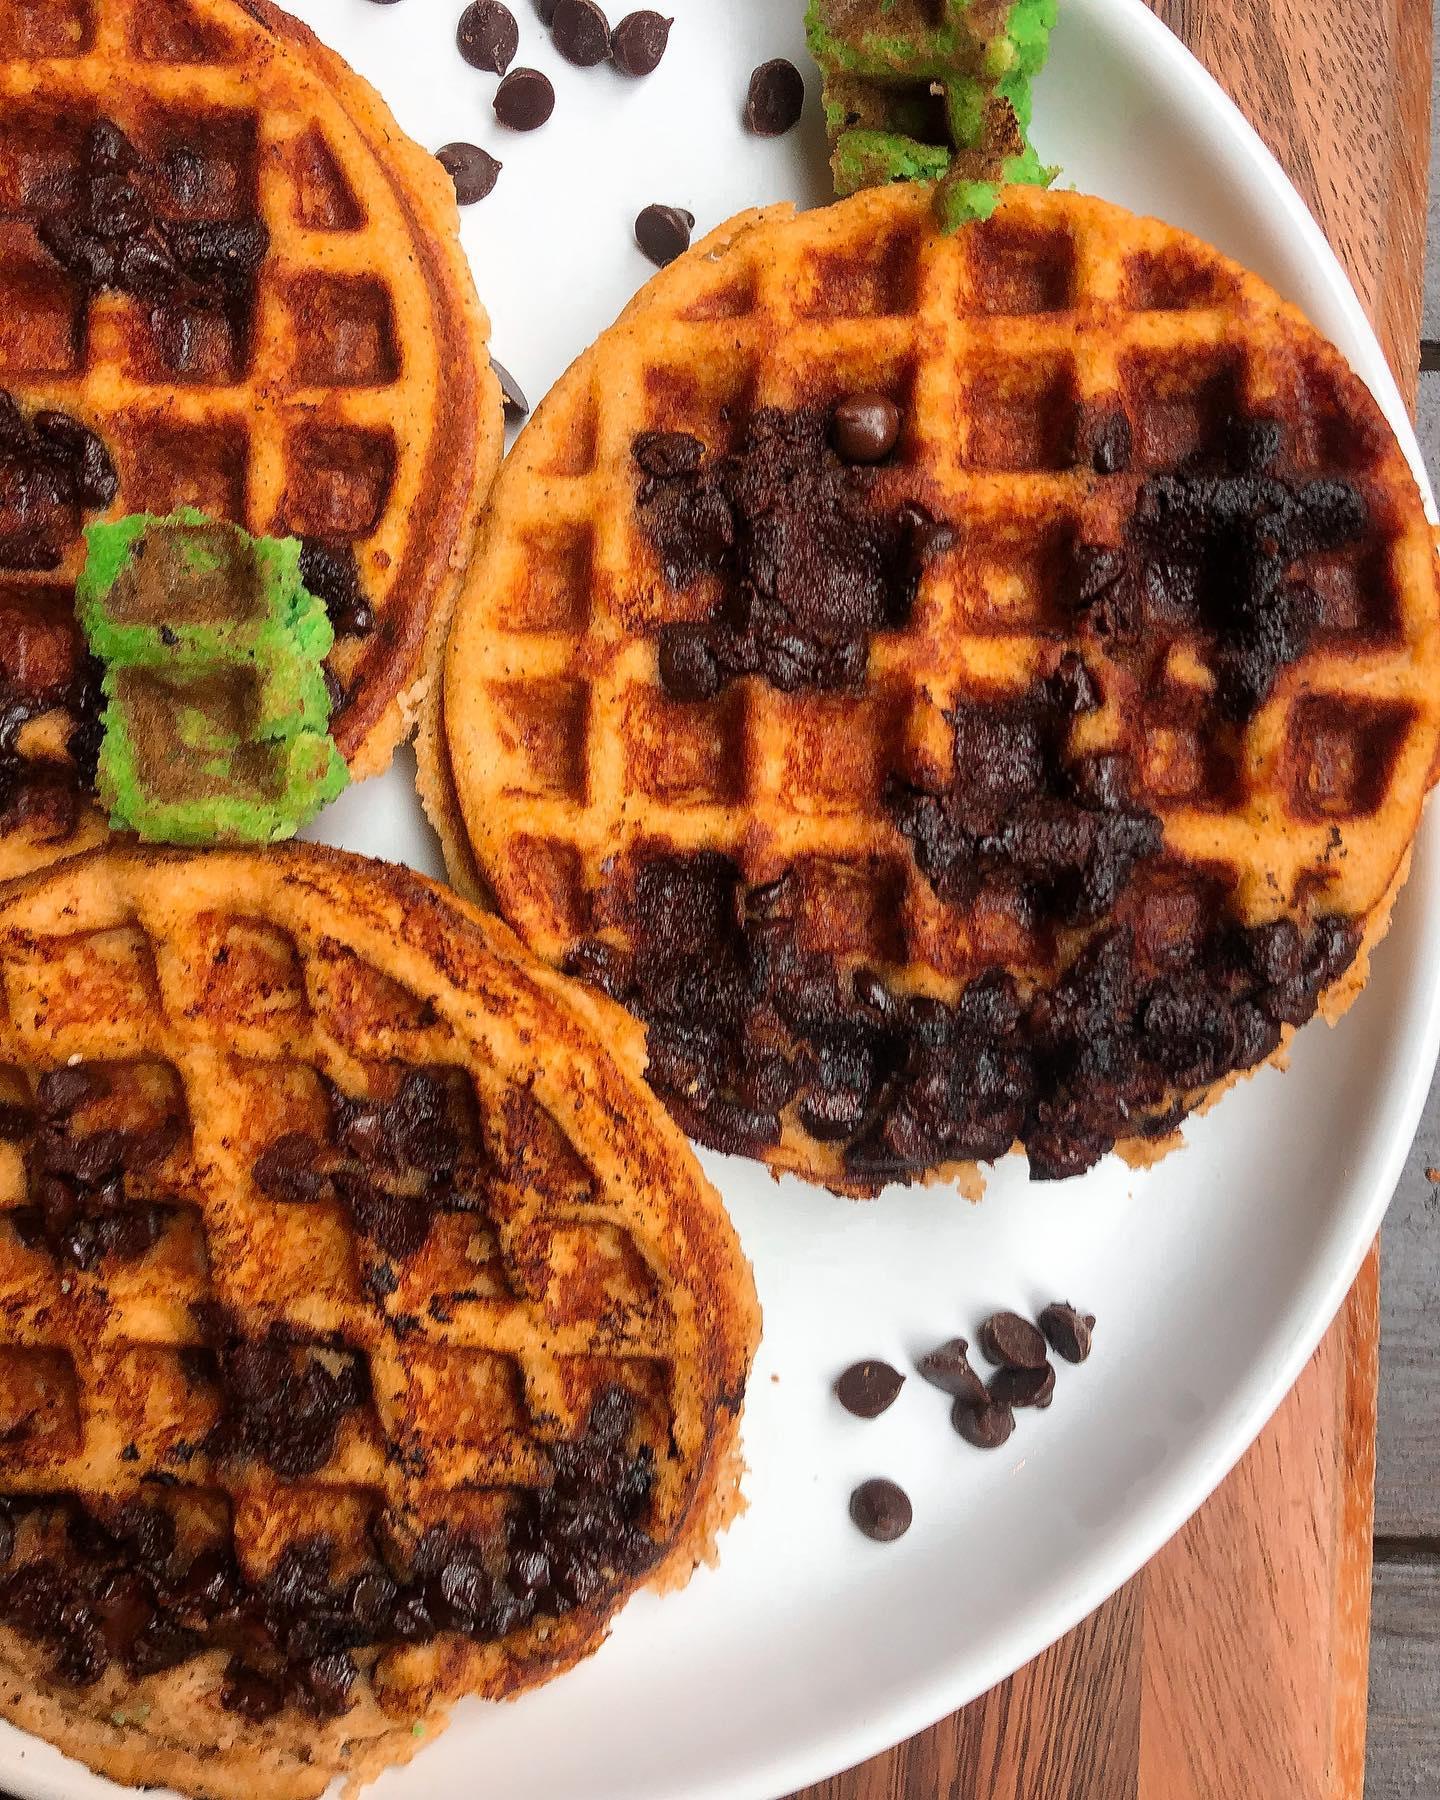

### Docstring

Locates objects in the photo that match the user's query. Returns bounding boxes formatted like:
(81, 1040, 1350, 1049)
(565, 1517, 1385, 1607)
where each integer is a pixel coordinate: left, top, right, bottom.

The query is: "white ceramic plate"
(5, 1, 1437, 1796)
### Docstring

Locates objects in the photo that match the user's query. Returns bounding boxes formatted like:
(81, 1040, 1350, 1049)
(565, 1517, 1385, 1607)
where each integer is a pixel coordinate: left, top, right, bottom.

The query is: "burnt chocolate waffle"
(0, 0, 502, 875)
(424, 184, 1440, 1195)
(0, 843, 758, 1797)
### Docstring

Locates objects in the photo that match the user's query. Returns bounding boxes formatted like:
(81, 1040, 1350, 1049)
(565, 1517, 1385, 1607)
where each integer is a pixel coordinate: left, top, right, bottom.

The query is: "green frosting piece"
(807, 0, 1060, 231)
(78, 508, 333, 675)
(78, 511, 349, 845)
(832, 130, 952, 198)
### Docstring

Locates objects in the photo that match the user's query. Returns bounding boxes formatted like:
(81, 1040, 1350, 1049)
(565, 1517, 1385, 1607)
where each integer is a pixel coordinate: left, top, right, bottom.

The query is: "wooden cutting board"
(793, 0, 1430, 1791)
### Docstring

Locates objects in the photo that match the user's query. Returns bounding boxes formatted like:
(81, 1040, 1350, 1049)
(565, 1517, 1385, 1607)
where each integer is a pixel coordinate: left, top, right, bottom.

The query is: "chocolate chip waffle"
(424, 184, 1440, 1195)
(0, 0, 502, 876)
(0, 844, 758, 1797)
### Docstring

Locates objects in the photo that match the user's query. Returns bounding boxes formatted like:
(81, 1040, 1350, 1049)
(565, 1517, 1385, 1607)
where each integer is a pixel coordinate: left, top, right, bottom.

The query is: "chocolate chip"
(831, 394, 900, 464)
(745, 58, 805, 135)
(834, 1360, 904, 1419)
(492, 357, 530, 421)
(38, 1066, 109, 1118)
(988, 1362, 1055, 1409)
(551, 0, 610, 63)
(535, 0, 558, 17)
(848, 1478, 912, 1542)
(457, 0, 518, 71)
(976, 1310, 1048, 1369)
(635, 203, 693, 267)
(436, 142, 502, 205)
(953, 1400, 1015, 1449)
(1038, 1301, 1095, 1363)
(916, 1338, 988, 1407)
(634, 430, 704, 477)
(611, 10, 671, 74)
(494, 67, 556, 129)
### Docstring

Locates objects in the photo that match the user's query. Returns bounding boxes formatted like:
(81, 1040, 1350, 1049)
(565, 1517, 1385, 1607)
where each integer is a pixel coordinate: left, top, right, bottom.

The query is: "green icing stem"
(809, 0, 1060, 230)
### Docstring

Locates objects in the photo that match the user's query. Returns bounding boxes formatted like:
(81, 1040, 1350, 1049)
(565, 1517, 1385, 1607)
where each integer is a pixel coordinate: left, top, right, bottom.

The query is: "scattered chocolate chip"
(916, 1338, 988, 1407)
(492, 357, 530, 421)
(456, 0, 519, 71)
(1038, 1301, 1095, 1364)
(988, 1363, 1055, 1409)
(745, 58, 805, 136)
(635, 202, 694, 267)
(831, 393, 900, 464)
(953, 1400, 1015, 1449)
(977, 1311, 1049, 1369)
(435, 142, 502, 205)
(611, 10, 671, 74)
(494, 67, 556, 129)
(834, 1360, 904, 1419)
(848, 1478, 912, 1542)
(551, 0, 610, 64)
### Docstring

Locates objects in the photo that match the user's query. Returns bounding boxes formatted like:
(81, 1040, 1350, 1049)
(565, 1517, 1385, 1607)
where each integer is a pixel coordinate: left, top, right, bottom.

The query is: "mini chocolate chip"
(848, 1478, 912, 1542)
(535, 0, 558, 17)
(916, 1338, 988, 1407)
(551, 0, 610, 63)
(831, 393, 900, 464)
(635, 203, 693, 267)
(634, 429, 704, 477)
(491, 357, 530, 421)
(745, 58, 805, 135)
(38, 1066, 109, 1118)
(953, 1400, 1015, 1449)
(1038, 1301, 1095, 1364)
(976, 1310, 1048, 1369)
(457, 0, 518, 71)
(834, 1359, 904, 1418)
(1090, 409, 1132, 475)
(494, 67, 556, 129)
(988, 1362, 1055, 1409)
(436, 142, 502, 205)
(611, 10, 671, 74)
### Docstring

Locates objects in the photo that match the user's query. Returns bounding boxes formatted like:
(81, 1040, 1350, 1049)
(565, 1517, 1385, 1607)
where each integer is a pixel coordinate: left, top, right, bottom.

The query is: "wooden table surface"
(791, 0, 1436, 1795)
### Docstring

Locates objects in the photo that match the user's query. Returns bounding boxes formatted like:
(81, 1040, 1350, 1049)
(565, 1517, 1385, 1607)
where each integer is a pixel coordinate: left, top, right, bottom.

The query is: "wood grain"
(1376, 1116, 1440, 1538)
(791, 0, 1432, 1790)
(1366, 1553, 1440, 1800)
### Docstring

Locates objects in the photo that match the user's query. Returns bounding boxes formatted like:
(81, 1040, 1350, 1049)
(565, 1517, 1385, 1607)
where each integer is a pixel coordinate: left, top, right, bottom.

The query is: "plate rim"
(0, 0, 1434, 1795)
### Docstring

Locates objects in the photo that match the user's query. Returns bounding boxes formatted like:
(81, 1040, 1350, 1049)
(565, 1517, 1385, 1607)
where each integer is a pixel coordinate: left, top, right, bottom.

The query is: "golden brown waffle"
(0, 843, 758, 1798)
(0, 0, 502, 877)
(424, 184, 1440, 1195)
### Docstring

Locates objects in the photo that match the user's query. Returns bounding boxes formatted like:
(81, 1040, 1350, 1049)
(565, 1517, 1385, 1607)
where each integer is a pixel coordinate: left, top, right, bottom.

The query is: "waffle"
(423, 184, 1440, 1195)
(0, 843, 758, 1797)
(0, 0, 502, 877)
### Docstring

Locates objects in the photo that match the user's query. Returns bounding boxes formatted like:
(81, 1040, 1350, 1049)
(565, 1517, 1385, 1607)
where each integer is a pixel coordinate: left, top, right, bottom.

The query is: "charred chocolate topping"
(0, 389, 117, 830)
(567, 851, 1361, 1181)
(597, 401, 1373, 1180)
(1076, 413, 1369, 720)
(33, 121, 269, 346)
(254, 1069, 482, 1262)
(635, 407, 951, 697)
(0, 1387, 655, 1717)
(1, 1066, 181, 1271)
(889, 654, 1164, 928)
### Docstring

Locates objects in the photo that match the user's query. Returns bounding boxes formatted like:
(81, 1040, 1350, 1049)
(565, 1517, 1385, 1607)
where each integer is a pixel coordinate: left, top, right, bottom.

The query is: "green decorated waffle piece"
(78, 512, 348, 845)
(807, 0, 1059, 227)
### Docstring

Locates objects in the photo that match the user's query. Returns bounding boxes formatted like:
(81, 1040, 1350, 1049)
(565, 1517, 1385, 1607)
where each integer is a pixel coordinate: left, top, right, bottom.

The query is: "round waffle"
(425, 184, 1440, 1196)
(0, 843, 758, 1798)
(0, 0, 502, 877)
